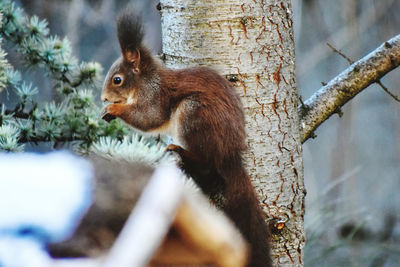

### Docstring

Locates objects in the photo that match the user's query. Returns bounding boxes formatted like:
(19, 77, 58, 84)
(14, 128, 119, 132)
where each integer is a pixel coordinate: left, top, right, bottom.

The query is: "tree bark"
(300, 34, 400, 143)
(159, 1, 306, 265)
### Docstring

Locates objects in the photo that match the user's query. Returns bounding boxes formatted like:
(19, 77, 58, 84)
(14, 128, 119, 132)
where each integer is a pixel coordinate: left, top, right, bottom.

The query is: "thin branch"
(17, 135, 75, 144)
(326, 42, 353, 64)
(300, 34, 400, 143)
(376, 80, 400, 102)
(4, 109, 30, 119)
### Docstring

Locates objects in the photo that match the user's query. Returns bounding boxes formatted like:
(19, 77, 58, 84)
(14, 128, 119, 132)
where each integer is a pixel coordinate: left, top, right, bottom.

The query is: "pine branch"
(0, 1, 102, 91)
(0, 1, 120, 152)
(299, 34, 400, 143)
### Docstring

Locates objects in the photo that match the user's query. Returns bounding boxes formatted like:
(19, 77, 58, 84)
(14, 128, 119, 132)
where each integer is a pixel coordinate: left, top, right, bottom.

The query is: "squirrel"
(101, 8, 272, 267)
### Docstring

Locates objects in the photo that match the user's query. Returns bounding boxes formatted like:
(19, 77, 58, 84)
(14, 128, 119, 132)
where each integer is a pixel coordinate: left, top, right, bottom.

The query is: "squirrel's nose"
(101, 94, 108, 102)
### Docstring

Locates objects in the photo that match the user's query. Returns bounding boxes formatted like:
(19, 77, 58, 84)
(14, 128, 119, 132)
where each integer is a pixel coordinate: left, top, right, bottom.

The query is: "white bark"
(160, 0, 306, 265)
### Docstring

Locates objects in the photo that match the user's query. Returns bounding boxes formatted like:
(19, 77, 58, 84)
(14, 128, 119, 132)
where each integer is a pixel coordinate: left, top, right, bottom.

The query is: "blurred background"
(10, 0, 400, 265)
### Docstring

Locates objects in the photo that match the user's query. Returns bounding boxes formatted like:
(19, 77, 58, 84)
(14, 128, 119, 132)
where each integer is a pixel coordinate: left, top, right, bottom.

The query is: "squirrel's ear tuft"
(116, 7, 144, 60)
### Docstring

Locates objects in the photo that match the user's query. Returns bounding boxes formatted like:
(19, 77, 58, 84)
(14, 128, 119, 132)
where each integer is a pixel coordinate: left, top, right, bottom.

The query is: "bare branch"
(300, 34, 400, 143)
(326, 42, 353, 64)
(376, 80, 400, 102)
(327, 42, 400, 103)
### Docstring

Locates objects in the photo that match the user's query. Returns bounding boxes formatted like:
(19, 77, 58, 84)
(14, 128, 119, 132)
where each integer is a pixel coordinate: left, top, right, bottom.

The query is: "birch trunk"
(159, 0, 306, 265)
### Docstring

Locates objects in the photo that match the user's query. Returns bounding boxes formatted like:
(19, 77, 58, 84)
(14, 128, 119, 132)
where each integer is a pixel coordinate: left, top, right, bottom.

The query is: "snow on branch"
(299, 34, 400, 143)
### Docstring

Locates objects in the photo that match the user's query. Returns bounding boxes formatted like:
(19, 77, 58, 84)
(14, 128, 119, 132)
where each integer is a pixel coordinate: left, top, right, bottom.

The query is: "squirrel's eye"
(113, 75, 123, 86)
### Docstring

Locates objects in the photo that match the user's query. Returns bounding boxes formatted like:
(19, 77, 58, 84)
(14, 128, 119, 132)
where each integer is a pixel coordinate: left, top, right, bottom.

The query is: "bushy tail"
(220, 160, 272, 267)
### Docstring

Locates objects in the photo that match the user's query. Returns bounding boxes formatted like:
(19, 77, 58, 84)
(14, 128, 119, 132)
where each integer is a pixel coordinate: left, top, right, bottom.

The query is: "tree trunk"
(159, 0, 306, 265)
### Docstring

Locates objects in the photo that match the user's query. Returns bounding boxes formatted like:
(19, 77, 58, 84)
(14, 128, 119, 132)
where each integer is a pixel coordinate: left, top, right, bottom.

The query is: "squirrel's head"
(101, 8, 148, 105)
(101, 56, 141, 104)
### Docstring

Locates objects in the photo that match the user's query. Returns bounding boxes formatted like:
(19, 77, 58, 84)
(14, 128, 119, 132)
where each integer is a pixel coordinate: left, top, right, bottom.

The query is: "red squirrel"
(101, 8, 272, 267)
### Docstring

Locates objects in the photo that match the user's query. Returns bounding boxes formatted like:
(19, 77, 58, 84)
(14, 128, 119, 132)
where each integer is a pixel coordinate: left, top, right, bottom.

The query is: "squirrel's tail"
(116, 7, 144, 53)
(220, 158, 272, 267)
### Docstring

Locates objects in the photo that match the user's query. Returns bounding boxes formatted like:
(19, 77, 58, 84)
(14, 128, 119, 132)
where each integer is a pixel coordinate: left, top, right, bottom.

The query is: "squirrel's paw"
(165, 144, 184, 154)
(101, 105, 117, 122)
(164, 144, 184, 167)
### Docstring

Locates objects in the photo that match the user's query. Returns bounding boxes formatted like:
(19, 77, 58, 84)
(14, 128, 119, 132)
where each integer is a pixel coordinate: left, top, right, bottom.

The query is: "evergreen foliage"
(0, 0, 168, 164)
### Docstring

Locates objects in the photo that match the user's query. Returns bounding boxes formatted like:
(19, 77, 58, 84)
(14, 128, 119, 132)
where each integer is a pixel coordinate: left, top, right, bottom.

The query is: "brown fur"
(101, 9, 272, 267)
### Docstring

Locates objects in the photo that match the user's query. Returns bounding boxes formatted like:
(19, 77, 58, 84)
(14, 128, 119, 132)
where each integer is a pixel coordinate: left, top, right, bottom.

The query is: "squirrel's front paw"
(165, 144, 184, 154)
(101, 105, 117, 122)
(164, 144, 184, 167)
